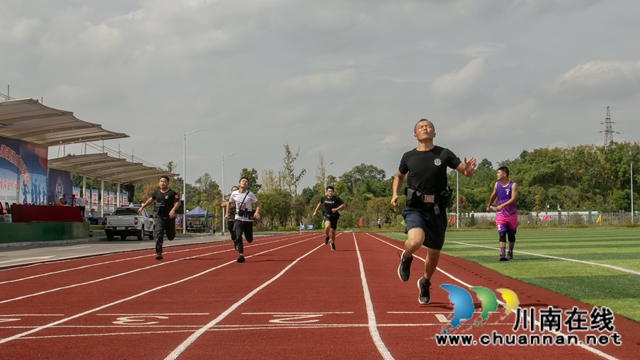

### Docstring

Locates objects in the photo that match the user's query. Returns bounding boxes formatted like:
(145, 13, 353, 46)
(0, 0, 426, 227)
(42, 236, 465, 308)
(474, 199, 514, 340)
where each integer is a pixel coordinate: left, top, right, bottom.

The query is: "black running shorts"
(401, 207, 447, 250)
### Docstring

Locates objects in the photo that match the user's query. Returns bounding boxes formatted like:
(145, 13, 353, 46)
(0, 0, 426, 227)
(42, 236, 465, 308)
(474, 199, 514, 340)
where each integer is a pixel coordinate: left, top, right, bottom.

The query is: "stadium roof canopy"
(0, 98, 128, 146)
(48, 153, 179, 184)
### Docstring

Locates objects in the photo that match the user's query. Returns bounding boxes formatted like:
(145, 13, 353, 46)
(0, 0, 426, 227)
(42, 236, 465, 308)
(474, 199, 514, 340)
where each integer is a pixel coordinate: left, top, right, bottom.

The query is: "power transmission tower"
(600, 106, 619, 148)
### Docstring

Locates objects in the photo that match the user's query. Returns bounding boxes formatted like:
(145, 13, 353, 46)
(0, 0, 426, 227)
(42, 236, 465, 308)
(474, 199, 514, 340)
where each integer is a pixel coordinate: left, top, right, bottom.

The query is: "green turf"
(383, 228, 640, 324)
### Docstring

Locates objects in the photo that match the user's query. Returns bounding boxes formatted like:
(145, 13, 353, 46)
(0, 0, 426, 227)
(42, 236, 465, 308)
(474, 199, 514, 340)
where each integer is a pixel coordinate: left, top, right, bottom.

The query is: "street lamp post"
(183, 129, 202, 234)
(221, 152, 237, 235)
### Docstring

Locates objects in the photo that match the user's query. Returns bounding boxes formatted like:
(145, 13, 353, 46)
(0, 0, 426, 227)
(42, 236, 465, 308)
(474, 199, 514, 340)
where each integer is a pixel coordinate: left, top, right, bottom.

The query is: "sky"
(1, 0, 639, 192)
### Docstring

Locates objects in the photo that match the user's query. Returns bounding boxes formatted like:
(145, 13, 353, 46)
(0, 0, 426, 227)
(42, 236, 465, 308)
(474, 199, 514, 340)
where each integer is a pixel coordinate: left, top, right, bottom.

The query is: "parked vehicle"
(104, 206, 155, 241)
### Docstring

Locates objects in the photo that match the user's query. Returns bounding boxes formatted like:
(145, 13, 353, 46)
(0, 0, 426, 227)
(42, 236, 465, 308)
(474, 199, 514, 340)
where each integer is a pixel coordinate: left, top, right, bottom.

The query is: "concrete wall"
(0, 222, 89, 244)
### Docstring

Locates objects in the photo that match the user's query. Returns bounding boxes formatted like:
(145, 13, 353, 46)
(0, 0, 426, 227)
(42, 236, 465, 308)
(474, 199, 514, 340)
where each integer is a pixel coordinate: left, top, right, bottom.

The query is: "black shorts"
(228, 220, 236, 241)
(402, 207, 447, 250)
(323, 214, 339, 230)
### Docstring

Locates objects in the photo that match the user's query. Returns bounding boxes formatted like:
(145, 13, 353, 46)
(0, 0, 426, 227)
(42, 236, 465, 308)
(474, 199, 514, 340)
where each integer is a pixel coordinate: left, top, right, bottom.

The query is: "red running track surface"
(0, 232, 638, 359)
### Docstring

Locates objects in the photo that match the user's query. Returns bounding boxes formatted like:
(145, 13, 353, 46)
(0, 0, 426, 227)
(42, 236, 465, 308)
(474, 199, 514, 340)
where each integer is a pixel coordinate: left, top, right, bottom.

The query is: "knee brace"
(508, 234, 516, 243)
(499, 234, 507, 243)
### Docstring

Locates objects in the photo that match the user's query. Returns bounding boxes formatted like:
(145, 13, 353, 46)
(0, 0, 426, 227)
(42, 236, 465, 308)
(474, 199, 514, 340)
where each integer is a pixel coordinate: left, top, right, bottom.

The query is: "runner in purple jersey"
(486, 166, 518, 261)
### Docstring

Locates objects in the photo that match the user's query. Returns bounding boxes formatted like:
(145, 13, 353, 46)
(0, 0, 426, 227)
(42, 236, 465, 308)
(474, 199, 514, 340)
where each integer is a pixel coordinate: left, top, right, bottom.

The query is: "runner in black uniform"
(222, 186, 239, 241)
(139, 176, 181, 260)
(391, 119, 476, 304)
(312, 186, 346, 251)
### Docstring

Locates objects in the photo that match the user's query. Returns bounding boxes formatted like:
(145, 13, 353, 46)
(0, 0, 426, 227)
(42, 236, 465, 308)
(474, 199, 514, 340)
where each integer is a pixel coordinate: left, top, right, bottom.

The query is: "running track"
(1, 233, 638, 359)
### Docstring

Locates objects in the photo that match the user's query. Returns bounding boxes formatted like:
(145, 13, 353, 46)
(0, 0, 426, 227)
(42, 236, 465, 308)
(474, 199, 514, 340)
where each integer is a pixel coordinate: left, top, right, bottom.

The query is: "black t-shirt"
(398, 146, 461, 194)
(321, 196, 344, 216)
(152, 189, 179, 217)
(228, 200, 236, 217)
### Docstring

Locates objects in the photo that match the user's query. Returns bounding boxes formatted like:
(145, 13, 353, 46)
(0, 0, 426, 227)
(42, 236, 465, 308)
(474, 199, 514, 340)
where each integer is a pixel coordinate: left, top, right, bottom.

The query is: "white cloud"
(546, 60, 640, 100)
(458, 44, 504, 58)
(431, 57, 486, 99)
(381, 134, 403, 149)
(7, 17, 41, 42)
(444, 99, 538, 141)
(271, 69, 357, 92)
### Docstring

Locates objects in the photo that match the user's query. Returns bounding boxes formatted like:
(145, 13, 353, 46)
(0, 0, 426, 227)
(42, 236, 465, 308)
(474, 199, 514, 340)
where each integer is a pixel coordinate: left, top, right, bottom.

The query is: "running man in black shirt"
(312, 186, 346, 251)
(139, 175, 181, 260)
(391, 119, 476, 304)
(221, 185, 239, 241)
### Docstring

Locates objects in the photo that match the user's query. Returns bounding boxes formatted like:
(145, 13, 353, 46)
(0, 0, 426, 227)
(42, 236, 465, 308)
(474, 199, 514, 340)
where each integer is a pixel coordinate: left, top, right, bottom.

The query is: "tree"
(339, 164, 387, 196)
(260, 169, 280, 193)
(314, 150, 330, 193)
(282, 144, 306, 195)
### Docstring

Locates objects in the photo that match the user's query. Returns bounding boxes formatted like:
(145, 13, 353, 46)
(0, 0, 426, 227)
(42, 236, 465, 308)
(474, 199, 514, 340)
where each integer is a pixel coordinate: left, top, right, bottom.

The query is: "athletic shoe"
(156, 253, 163, 260)
(397, 252, 412, 282)
(417, 277, 431, 305)
(500, 255, 509, 261)
(325, 236, 329, 245)
(237, 255, 245, 263)
(330, 242, 335, 251)
(507, 251, 513, 260)
(247, 237, 253, 243)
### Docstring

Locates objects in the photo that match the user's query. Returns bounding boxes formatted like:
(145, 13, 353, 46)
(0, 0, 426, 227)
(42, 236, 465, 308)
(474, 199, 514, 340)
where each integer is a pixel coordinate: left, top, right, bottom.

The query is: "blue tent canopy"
(185, 206, 213, 218)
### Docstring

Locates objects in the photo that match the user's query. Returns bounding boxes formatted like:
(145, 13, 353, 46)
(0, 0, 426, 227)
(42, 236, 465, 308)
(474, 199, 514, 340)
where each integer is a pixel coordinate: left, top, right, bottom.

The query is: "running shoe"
(500, 255, 509, 261)
(325, 236, 329, 245)
(397, 252, 412, 282)
(237, 255, 245, 263)
(507, 251, 513, 260)
(417, 277, 431, 305)
(330, 242, 335, 251)
(156, 253, 163, 260)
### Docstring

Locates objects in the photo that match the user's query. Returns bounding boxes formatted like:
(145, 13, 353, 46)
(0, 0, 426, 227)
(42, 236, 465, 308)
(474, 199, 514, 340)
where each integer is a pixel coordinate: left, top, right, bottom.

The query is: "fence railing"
(452, 211, 638, 228)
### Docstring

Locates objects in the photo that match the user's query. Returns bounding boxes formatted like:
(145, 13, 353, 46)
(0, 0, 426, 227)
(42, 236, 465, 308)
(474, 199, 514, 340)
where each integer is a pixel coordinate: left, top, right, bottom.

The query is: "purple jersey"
(496, 181, 517, 215)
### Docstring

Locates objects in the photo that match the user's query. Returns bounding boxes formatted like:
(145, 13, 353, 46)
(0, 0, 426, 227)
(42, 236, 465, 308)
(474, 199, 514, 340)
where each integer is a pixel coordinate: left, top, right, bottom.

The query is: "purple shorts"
(496, 213, 517, 236)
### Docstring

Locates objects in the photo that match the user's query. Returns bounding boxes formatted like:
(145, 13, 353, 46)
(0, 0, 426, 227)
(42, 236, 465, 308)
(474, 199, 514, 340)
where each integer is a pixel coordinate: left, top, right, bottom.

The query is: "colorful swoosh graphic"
(440, 284, 475, 333)
(469, 286, 499, 324)
(496, 288, 520, 316)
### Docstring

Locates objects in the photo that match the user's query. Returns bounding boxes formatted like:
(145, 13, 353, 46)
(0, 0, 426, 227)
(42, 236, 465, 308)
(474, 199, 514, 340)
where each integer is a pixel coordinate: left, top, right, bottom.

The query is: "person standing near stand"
(225, 178, 260, 263)
(77, 192, 87, 218)
(139, 176, 181, 260)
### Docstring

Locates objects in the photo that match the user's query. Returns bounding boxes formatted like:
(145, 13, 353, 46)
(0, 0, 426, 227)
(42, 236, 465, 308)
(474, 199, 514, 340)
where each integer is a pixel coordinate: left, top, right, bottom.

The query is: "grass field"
(383, 228, 640, 324)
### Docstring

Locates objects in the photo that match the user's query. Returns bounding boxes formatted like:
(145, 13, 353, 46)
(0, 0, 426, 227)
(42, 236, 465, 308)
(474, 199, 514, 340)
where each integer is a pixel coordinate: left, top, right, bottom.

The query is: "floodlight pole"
(221, 152, 237, 235)
(631, 162, 634, 224)
(183, 129, 202, 234)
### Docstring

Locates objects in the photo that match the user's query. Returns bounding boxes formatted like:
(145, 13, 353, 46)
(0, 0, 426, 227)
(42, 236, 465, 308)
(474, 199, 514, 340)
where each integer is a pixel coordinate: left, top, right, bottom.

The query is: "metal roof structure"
(0, 98, 128, 146)
(48, 153, 179, 184)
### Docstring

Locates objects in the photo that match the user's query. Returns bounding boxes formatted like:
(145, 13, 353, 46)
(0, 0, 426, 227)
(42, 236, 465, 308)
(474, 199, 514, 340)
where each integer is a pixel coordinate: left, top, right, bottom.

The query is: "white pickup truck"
(104, 206, 155, 241)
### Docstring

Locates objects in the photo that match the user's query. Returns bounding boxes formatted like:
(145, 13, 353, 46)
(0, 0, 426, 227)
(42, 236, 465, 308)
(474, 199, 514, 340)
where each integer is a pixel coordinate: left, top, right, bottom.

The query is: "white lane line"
(366, 233, 620, 360)
(0, 244, 226, 284)
(96, 313, 209, 316)
(17, 323, 455, 339)
(0, 235, 311, 304)
(352, 232, 394, 360)
(242, 312, 354, 315)
(0, 314, 64, 317)
(448, 240, 640, 276)
(164, 242, 324, 360)
(0, 257, 54, 265)
(0, 234, 303, 285)
(0, 234, 320, 345)
(54, 246, 92, 251)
